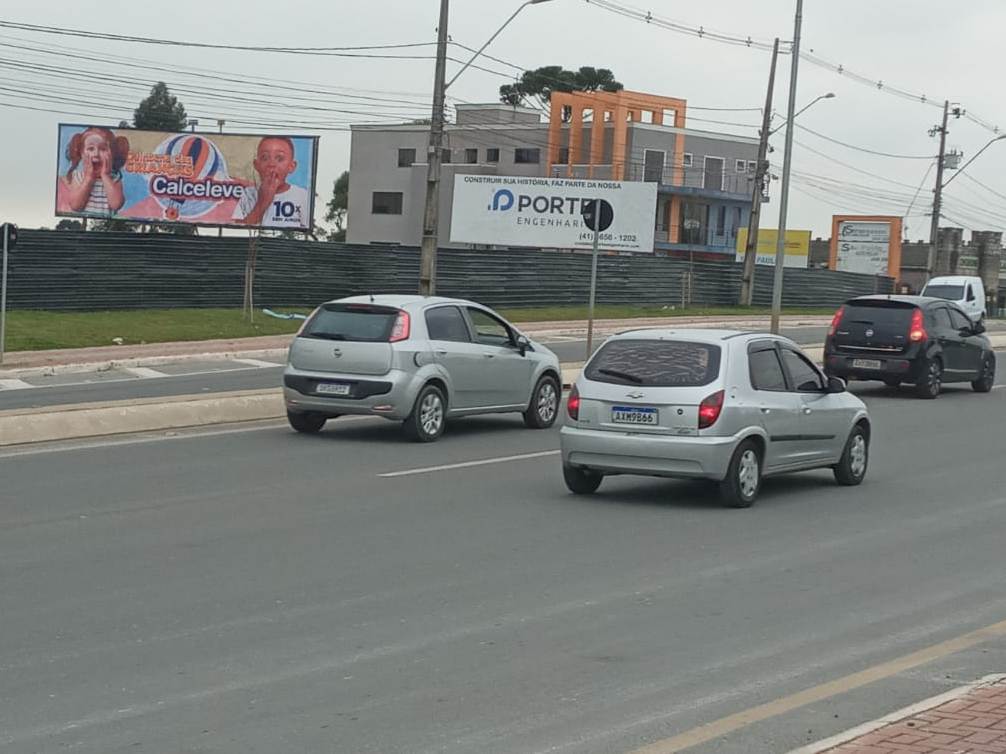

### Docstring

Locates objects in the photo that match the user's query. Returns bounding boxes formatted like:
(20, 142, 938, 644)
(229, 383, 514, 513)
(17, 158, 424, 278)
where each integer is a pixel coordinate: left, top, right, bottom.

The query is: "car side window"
(425, 306, 471, 343)
(781, 348, 825, 392)
(948, 307, 972, 331)
(967, 284, 975, 302)
(749, 347, 788, 391)
(467, 308, 513, 347)
(934, 307, 954, 332)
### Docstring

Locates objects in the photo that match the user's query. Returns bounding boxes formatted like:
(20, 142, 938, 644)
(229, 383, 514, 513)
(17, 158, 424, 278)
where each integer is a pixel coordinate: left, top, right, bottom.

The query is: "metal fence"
(6, 230, 893, 311)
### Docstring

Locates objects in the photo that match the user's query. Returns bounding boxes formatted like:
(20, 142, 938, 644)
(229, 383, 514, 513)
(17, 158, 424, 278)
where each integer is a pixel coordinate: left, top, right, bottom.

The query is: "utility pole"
(418, 0, 451, 296)
(769, 0, 803, 334)
(928, 101, 950, 254)
(739, 38, 780, 307)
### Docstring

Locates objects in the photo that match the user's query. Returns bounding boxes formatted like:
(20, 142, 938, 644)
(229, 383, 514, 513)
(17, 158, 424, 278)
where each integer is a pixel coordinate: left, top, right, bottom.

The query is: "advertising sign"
(450, 175, 657, 252)
(55, 124, 319, 230)
(829, 215, 903, 278)
(735, 228, 810, 268)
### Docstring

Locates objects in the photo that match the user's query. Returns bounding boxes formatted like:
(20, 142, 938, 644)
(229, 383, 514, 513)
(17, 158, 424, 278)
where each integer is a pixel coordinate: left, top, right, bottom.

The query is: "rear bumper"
(560, 425, 741, 482)
(283, 368, 416, 420)
(824, 351, 922, 382)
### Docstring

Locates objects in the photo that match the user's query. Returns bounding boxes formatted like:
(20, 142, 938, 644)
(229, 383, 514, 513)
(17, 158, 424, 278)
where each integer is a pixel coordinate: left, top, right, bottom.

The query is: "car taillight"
(389, 310, 411, 342)
(909, 308, 927, 343)
(567, 385, 580, 420)
(698, 390, 725, 430)
(828, 305, 846, 337)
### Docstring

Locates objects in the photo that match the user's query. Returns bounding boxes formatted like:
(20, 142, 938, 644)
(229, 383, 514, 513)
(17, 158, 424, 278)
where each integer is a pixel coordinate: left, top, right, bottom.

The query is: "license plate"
(315, 382, 351, 396)
(852, 359, 882, 370)
(612, 406, 658, 425)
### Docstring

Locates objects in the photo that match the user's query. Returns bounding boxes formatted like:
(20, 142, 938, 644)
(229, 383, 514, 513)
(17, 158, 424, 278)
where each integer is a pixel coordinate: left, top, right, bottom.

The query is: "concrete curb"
(0, 348, 290, 380)
(788, 674, 1006, 753)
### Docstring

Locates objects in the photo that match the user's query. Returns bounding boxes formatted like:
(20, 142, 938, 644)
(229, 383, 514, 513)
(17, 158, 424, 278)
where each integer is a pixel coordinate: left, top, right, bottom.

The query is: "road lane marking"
(626, 616, 1006, 754)
(0, 378, 34, 390)
(233, 357, 284, 368)
(379, 449, 560, 478)
(123, 367, 168, 378)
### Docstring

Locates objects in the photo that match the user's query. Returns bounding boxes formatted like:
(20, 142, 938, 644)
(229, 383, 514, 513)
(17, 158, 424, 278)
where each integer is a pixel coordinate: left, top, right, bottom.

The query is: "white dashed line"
(232, 358, 284, 368)
(0, 378, 35, 391)
(123, 367, 168, 379)
(379, 450, 560, 478)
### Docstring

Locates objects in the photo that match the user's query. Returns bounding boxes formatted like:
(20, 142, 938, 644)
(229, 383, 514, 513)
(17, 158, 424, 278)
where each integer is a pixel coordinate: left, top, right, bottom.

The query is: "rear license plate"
(852, 359, 882, 370)
(612, 406, 658, 425)
(316, 382, 351, 396)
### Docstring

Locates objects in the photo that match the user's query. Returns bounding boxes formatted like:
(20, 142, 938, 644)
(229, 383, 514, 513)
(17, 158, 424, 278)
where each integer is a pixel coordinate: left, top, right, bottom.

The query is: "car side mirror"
(826, 375, 847, 394)
(973, 320, 986, 335)
(516, 334, 531, 356)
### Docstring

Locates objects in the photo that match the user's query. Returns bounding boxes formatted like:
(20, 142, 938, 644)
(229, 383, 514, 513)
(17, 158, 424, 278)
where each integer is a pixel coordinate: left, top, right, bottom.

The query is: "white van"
(922, 275, 987, 323)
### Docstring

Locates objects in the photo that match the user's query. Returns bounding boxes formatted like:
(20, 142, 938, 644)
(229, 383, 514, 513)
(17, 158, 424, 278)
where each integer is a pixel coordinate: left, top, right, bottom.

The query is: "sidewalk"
(0, 314, 832, 374)
(795, 675, 1006, 754)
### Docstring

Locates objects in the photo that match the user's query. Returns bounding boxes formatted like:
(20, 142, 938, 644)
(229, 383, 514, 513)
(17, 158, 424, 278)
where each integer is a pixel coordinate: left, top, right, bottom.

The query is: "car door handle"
(802, 407, 813, 415)
(483, 352, 496, 358)
(760, 408, 771, 414)
(434, 349, 448, 356)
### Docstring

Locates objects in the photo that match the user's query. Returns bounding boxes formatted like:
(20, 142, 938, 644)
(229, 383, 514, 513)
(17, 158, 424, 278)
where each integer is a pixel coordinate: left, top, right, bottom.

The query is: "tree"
(90, 218, 136, 233)
(500, 66, 623, 116)
(55, 219, 83, 231)
(325, 171, 349, 242)
(134, 82, 188, 131)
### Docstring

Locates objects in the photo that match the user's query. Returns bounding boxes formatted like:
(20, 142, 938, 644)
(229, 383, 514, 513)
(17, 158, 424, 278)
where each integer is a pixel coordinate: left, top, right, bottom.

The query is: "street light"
(418, 0, 556, 296)
(941, 134, 1006, 189)
(768, 92, 834, 136)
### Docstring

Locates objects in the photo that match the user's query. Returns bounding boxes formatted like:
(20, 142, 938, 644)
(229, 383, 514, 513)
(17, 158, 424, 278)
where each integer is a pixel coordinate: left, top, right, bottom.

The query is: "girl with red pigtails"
(59, 127, 129, 214)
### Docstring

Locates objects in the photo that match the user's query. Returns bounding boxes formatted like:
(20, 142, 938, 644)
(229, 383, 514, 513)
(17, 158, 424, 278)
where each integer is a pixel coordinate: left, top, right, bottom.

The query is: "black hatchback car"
(823, 295, 996, 399)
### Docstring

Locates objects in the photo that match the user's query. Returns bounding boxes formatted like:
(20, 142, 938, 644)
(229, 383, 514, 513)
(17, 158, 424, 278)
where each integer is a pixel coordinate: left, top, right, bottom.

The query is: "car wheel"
(524, 375, 560, 429)
(720, 439, 762, 508)
(883, 377, 901, 388)
(563, 464, 603, 494)
(403, 384, 446, 442)
(833, 425, 869, 486)
(287, 411, 327, 434)
(972, 353, 996, 393)
(914, 358, 942, 400)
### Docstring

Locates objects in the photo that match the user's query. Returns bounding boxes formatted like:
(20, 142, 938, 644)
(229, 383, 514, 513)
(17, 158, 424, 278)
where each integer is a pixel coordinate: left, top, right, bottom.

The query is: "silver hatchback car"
(284, 295, 563, 442)
(560, 329, 871, 507)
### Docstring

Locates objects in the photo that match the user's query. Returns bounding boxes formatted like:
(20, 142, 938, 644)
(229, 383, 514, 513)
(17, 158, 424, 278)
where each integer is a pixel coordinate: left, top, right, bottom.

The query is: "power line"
(795, 123, 934, 160)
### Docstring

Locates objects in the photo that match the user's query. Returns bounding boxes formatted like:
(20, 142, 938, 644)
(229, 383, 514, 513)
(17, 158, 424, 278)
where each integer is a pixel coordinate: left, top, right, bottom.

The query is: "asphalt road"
(3, 376, 1006, 753)
(0, 326, 850, 411)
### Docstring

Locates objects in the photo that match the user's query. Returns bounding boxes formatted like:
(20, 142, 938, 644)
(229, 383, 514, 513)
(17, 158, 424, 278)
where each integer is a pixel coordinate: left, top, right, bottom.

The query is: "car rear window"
(300, 304, 399, 342)
(923, 284, 965, 300)
(842, 302, 915, 329)
(585, 339, 721, 387)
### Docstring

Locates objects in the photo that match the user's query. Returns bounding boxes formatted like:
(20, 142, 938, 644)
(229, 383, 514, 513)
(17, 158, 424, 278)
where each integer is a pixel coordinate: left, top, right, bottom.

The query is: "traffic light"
(1, 222, 16, 250)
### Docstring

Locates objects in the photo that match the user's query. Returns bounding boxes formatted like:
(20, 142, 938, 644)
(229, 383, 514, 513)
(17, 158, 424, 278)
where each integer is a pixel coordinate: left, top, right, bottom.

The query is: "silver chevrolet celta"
(560, 329, 871, 507)
(284, 295, 562, 442)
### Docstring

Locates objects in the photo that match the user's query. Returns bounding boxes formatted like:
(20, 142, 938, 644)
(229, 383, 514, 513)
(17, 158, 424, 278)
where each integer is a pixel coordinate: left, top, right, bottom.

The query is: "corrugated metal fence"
(6, 230, 893, 311)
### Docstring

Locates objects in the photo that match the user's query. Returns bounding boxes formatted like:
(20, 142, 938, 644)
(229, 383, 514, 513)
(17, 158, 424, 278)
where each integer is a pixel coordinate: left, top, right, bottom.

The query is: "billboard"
(55, 124, 319, 230)
(829, 215, 903, 278)
(449, 175, 657, 252)
(735, 228, 810, 268)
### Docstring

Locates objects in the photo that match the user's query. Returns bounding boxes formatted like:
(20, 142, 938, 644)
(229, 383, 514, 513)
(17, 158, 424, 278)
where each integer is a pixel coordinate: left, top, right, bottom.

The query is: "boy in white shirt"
(233, 136, 310, 228)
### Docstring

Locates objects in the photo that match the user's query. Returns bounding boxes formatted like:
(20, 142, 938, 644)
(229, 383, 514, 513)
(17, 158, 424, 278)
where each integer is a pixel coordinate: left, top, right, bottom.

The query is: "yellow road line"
(628, 616, 1006, 753)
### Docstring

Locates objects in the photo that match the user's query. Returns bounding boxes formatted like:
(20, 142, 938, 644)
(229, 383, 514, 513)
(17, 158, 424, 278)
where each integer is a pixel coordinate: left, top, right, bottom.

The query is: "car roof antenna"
(369, 293, 375, 302)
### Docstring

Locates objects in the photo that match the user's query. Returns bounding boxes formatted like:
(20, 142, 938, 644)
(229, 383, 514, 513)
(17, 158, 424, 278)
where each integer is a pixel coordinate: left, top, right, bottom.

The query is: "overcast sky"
(3, 0, 1006, 241)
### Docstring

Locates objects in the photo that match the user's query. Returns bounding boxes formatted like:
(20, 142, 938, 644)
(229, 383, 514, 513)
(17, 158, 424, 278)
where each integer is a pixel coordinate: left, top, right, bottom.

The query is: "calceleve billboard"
(450, 175, 657, 252)
(55, 125, 319, 230)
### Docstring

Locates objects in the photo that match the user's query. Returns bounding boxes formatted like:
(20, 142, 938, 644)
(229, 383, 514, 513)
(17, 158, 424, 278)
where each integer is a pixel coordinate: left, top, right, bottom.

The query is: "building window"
(372, 192, 403, 215)
(680, 202, 709, 245)
(441, 148, 452, 164)
(486, 148, 500, 163)
(748, 160, 758, 173)
(465, 148, 478, 164)
(736, 159, 747, 173)
(682, 152, 693, 168)
(558, 147, 570, 164)
(514, 148, 541, 164)
(398, 148, 416, 168)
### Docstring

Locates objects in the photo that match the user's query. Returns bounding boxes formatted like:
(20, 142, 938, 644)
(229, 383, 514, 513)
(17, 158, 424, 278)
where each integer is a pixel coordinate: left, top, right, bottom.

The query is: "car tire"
(287, 411, 327, 434)
(403, 384, 447, 443)
(563, 464, 603, 494)
(914, 358, 942, 400)
(524, 375, 560, 429)
(972, 353, 996, 393)
(833, 424, 869, 486)
(883, 377, 901, 388)
(720, 439, 762, 508)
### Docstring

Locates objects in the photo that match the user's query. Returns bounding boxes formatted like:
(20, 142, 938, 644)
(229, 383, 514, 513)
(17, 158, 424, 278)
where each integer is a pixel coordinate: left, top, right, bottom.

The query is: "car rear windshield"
(585, 339, 721, 387)
(300, 304, 400, 342)
(842, 302, 916, 329)
(923, 284, 965, 300)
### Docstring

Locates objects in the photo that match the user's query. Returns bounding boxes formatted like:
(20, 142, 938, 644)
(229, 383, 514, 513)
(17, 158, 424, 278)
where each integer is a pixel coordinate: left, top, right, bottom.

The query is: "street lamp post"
(940, 134, 1006, 190)
(418, 0, 554, 296)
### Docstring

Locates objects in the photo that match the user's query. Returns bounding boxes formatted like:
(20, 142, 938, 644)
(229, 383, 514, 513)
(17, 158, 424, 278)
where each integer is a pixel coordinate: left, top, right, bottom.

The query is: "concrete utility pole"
(769, 0, 803, 334)
(418, 0, 451, 297)
(929, 101, 950, 252)
(739, 38, 780, 307)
